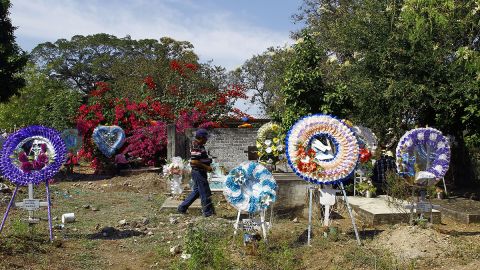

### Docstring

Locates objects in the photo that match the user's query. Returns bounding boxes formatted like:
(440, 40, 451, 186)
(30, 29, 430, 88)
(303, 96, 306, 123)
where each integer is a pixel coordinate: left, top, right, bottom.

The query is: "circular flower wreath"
(396, 127, 450, 185)
(256, 122, 285, 166)
(0, 126, 67, 186)
(352, 125, 378, 154)
(224, 162, 277, 214)
(285, 114, 359, 184)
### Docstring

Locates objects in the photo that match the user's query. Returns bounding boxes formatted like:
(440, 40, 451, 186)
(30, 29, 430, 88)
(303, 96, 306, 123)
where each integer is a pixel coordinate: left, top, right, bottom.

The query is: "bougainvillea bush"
(76, 60, 248, 168)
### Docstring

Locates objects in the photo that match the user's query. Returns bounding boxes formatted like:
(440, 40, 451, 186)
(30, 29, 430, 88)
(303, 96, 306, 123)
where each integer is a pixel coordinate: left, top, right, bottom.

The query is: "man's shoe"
(177, 207, 187, 214)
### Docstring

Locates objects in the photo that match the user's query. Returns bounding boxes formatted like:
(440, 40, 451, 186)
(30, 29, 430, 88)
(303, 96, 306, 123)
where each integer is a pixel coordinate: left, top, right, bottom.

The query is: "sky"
(10, 0, 305, 117)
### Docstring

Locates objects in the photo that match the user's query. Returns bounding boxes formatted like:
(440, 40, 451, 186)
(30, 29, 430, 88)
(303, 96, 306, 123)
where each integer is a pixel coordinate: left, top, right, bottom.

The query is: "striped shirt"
(190, 139, 212, 170)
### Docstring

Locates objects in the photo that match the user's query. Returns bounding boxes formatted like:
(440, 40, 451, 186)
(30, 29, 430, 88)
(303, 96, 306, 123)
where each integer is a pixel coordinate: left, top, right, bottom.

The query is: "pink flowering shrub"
(123, 123, 167, 166)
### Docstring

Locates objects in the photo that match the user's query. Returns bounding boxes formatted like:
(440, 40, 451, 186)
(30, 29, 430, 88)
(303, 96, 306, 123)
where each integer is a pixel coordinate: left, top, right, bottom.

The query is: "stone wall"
(188, 128, 259, 171)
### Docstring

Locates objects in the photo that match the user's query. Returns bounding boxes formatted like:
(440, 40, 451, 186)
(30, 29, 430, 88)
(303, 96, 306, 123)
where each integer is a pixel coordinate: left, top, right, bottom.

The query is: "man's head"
(195, 129, 209, 144)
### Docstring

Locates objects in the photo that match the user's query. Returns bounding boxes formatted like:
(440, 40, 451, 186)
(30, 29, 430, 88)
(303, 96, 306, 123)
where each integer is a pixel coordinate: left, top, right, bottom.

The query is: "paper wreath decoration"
(61, 129, 82, 152)
(256, 122, 285, 165)
(0, 126, 67, 186)
(92, 125, 126, 158)
(396, 127, 450, 186)
(285, 114, 359, 184)
(352, 125, 378, 154)
(224, 162, 277, 214)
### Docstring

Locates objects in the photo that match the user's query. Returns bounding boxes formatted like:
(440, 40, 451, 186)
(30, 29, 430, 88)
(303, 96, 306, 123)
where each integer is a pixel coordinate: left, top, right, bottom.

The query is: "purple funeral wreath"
(0, 126, 67, 186)
(396, 127, 450, 185)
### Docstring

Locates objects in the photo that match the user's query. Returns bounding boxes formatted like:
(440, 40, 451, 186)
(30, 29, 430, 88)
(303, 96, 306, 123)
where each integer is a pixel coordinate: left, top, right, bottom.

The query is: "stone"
(169, 217, 178, 225)
(147, 231, 154, 236)
(292, 217, 299, 223)
(181, 252, 191, 260)
(170, 245, 181, 255)
(102, 227, 116, 237)
(82, 204, 90, 209)
(92, 207, 99, 211)
(53, 216, 58, 221)
(118, 219, 127, 226)
(142, 217, 150, 225)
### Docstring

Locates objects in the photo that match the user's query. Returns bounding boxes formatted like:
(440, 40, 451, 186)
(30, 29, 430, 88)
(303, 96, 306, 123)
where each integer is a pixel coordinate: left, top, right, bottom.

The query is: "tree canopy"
(0, 0, 27, 102)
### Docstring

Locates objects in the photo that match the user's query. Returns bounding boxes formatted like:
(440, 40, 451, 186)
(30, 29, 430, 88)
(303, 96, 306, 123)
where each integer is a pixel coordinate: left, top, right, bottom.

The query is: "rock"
(181, 252, 191, 260)
(118, 219, 127, 226)
(53, 224, 64, 230)
(101, 227, 116, 237)
(82, 204, 90, 209)
(169, 217, 178, 225)
(88, 182, 93, 185)
(53, 216, 58, 221)
(147, 231, 154, 236)
(170, 245, 181, 255)
(0, 183, 11, 193)
(91, 207, 99, 211)
(142, 217, 150, 225)
(292, 217, 299, 223)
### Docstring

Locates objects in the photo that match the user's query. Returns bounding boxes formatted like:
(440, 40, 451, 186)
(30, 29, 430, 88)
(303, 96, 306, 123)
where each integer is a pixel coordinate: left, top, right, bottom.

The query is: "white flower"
(277, 145, 284, 152)
(267, 159, 273, 164)
(265, 147, 272, 153)
(264, 139, 272, 146)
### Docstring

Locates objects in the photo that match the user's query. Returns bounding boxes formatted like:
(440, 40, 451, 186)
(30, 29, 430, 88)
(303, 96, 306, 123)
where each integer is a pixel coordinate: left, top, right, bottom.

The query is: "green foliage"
(293, 0, 480, 143)
(0, 64, 82, 130)
(280, 31, 330, 131)
(355, 181, 377, 194)
(257, 241, 296, 270)
(231, 46, 293, 116)
(0, 0, 28, 102)
(31, 34, 201, 95)
(179, 226, 231, 270)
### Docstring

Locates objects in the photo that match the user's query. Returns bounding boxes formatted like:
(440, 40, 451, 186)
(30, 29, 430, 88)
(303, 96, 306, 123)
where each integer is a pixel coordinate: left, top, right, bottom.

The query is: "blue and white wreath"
(396, 127, 450, 186)
(224, 162, 277, 214)
(0, 126, 67, 186)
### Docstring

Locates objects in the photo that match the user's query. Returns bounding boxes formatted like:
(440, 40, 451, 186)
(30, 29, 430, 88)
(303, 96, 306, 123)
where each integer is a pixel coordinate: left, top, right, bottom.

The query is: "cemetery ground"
(0, 168, 479, 270)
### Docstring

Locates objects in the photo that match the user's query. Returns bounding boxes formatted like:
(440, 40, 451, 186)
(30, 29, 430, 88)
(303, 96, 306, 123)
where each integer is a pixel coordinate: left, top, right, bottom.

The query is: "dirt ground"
(0, 168, 479, 270)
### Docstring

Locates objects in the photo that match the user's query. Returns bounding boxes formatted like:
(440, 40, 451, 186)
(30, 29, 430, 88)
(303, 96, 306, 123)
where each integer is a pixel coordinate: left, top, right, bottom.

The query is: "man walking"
(178, 129, 215, 217)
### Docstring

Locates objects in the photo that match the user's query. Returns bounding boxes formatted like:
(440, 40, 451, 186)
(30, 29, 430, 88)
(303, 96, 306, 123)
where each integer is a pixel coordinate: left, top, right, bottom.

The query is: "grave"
(340, 195, 441, 225)
(160, 197, 202, 210)
(432, 197, 480, 224)
(272, 173, 309, 217)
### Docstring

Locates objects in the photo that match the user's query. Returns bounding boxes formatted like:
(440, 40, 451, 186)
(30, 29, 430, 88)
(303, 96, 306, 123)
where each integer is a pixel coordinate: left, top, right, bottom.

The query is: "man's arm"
(190, 160, 212, 172)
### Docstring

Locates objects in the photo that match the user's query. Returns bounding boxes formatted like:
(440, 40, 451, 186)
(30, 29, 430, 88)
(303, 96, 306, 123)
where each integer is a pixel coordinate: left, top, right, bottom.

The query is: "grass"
(1, 171, 479, 269)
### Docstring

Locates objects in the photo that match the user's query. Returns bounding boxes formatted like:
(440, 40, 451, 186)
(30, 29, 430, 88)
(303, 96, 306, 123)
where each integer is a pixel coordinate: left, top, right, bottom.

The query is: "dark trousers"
(178, 169, 214, 216)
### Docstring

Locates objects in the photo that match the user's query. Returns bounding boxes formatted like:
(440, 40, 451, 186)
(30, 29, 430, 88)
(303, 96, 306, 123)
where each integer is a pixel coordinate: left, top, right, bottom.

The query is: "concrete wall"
(190, 128, 259, 171)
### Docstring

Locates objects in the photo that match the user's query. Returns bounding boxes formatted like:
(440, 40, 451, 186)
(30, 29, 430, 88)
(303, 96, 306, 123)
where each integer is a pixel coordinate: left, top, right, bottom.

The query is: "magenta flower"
(21, 162, 33, 173)
(18, 152, 29, 162)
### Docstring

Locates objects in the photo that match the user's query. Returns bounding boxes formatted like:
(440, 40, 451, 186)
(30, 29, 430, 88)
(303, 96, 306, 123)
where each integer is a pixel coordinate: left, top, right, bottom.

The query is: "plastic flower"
(273, 137, 279, 144)
(256, 141, 262, 149)
(264, 139, 272, 146)
(277, 145, 284, 152)
(265, 147, 272, 154)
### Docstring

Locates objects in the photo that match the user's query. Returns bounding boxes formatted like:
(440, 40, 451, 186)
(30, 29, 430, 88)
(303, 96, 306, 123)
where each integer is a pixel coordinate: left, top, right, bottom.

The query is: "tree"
(0, 63, 83, 130)
(231, 47, 293, 116)
(31, 34, 199, 95)
(0, 0, 28, 102)
(294, 0, 480, 185)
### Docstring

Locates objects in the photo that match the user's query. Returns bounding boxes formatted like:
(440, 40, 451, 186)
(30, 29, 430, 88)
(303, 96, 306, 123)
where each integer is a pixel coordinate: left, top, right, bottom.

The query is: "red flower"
(143, 76, 156, 90)
(185, 63, 198, 71)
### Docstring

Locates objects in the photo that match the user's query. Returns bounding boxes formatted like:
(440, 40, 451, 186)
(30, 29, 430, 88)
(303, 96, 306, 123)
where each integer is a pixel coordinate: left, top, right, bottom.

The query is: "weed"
(175, 226, 232, 270)
(257, 241, 297, 270)
(343, 246, 411, 270)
